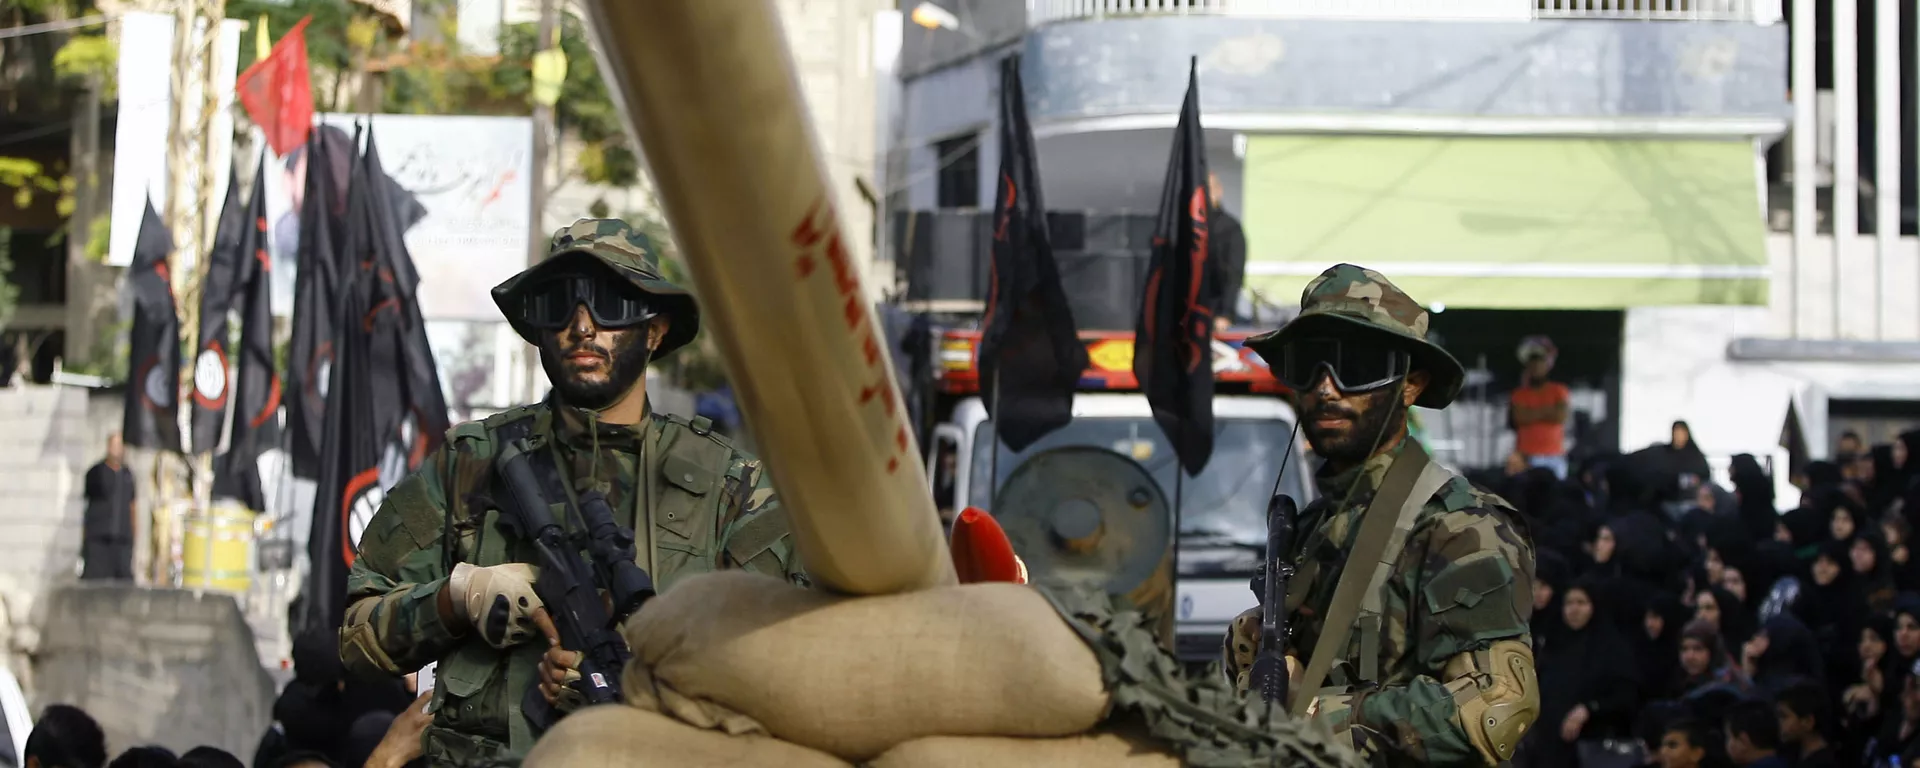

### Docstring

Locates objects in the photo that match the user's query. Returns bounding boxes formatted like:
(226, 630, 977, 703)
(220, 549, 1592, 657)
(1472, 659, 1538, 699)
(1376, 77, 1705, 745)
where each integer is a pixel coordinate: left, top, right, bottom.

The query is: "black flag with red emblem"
(287, 125, 353, 478)
(300, 136, 425, 633)
(213, 156, 284, 510)
(190, 162, 245, 454)
(124, 199, 183, 454)
(1134, 58, 1215, 475)
(365, 130, 447, 467)
(977, 54, 1087, 453)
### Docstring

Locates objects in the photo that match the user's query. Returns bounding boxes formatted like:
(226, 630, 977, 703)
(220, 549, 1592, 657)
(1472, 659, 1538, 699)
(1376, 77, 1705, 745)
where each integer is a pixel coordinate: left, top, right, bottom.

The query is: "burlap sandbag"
(620, 570, 1110, 761)
(868, 731, 1183, 768)
(522, 705, 853, 768)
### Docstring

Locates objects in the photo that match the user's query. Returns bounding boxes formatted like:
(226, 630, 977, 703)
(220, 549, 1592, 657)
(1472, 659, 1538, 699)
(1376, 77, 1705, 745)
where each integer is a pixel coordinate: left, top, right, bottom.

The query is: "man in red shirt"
(1510, 335, 1570, 479)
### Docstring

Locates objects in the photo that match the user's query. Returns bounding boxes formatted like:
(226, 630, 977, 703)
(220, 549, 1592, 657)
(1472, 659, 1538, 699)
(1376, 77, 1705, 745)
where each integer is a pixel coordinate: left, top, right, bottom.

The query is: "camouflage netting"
(1037, 584, 1365, 768)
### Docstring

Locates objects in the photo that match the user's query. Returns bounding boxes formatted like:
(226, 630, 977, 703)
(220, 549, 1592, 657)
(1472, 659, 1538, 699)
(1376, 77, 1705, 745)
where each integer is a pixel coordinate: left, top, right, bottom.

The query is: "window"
(1, 229, 67, 305)
(934, 134, 980, 209)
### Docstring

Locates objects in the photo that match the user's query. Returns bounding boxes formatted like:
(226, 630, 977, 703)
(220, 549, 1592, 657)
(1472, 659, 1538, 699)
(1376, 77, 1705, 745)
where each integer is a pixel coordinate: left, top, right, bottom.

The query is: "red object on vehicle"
(950, 506, 1027, 584)
(932, 328, 1289, 397)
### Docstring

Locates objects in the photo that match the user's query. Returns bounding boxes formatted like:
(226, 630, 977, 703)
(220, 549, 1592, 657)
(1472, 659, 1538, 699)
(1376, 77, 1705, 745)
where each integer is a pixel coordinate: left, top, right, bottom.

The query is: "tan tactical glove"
(1223, 606, 1303, 697)
(448, 562, 544, 648)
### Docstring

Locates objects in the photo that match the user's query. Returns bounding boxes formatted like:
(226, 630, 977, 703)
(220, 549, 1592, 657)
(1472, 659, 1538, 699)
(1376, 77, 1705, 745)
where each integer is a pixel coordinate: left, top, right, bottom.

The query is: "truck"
(918, 326, 1317, 666)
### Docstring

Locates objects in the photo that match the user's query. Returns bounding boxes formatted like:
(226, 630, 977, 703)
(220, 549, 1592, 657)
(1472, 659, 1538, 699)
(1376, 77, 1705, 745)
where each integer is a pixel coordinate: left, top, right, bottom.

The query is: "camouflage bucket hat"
(491, 218, 700, 358)
(1244, 263, 1464, 409)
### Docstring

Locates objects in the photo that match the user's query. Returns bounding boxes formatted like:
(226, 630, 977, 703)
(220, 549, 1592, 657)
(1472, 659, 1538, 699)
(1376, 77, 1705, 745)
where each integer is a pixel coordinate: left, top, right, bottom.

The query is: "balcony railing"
(1026, 0, 1781, 24)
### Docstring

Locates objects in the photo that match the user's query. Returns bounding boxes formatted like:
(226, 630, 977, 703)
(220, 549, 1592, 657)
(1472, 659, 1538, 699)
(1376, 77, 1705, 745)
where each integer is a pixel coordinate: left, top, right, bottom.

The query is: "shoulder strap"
(1290, 439, 1433, 716)
(1353, 460, 1454, 682)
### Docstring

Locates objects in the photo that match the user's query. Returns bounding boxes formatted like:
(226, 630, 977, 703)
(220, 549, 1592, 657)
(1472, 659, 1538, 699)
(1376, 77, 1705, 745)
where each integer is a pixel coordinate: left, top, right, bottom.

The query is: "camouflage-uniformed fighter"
(1224, 264, 1539, 767)
(339, 219, 805, 766)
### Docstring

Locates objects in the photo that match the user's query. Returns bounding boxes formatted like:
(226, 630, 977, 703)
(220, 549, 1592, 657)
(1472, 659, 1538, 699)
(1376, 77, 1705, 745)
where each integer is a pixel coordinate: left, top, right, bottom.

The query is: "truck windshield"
(968, 418, 1311, 548)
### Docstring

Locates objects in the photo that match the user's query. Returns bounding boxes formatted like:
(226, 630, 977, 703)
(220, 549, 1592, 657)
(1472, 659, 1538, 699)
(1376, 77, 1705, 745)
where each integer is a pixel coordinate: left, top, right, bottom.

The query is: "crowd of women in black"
(1503, 424, 1920, 768)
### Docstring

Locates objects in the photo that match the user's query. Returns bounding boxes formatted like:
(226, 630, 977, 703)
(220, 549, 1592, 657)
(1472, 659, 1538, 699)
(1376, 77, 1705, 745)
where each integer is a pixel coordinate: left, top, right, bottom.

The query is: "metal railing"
(1534, 0, 1780, 22)
(1026, 0, 1779, 24)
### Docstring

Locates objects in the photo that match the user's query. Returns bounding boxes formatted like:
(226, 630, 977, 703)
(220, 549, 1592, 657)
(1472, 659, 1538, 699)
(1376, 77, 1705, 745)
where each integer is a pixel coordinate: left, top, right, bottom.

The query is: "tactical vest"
(424, 403, 782, 764)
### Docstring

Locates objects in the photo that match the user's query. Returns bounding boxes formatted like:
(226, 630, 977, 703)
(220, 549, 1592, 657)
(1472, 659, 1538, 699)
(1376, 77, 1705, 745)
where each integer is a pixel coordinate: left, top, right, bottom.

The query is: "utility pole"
(524, 0, 558, 402)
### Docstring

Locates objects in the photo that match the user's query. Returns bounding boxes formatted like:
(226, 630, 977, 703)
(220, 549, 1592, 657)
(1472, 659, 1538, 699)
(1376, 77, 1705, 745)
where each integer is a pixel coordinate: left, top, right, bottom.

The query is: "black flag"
(300, 134, 442, 633)
(300, 147, 395, 634)
(212, 156, 284, 511)
(300, 261, 383, 633)
(1134, 58, 1214, 475)
(190, 162, 246, 453)
(124, 199, 183, 453)
(977, 54, 1087, 453)
(365, 130, 448, 463)
(287, 125, 352, 478)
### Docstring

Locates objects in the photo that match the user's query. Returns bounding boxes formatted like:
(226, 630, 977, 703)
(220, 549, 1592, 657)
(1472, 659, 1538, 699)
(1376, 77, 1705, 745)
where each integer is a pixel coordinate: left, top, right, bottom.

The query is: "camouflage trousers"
(422, 725, 520, 768)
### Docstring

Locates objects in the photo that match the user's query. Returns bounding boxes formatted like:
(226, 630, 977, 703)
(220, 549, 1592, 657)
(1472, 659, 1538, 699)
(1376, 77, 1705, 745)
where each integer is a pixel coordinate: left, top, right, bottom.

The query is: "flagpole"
(989, 368, 1002, 507)
(1171, 420, 1184, 649)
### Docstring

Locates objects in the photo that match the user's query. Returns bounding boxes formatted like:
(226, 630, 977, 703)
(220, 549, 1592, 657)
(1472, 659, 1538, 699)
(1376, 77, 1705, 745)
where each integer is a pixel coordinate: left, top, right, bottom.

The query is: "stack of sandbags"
(868, 730, 1183, 767)
(524, 706, 851, 767)
(616, 570, 1117, 761)
(528, 571, 1360, 766)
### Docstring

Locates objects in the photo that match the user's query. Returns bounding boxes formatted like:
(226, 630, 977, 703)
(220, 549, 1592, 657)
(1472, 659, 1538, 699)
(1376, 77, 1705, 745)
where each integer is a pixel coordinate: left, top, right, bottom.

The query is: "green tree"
(0, 231, 19, 335)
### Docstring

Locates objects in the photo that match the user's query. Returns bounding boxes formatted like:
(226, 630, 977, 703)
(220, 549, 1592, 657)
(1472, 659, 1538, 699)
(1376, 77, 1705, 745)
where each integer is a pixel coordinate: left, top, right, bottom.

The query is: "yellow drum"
(183, 502, 256, 594)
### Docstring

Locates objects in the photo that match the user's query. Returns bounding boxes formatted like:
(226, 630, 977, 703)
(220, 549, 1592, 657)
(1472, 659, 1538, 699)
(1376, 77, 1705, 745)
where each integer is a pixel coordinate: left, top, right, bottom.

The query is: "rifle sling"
(1288, 440, 1433, 716)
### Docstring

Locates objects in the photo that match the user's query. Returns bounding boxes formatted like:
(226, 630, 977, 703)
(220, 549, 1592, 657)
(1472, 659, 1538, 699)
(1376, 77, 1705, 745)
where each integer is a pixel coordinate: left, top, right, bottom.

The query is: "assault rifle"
(1246, 492, 1298, 705)
(495, 437, 657, 732)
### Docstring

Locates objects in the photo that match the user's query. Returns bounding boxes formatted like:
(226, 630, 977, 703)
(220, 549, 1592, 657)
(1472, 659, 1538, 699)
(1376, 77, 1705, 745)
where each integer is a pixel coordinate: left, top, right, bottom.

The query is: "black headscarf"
(1636, 590, 1688, 701)
(1538, 578, 1638, 751)
(1534, 549, 1572, 646)
(1749, 612, 1825, 695)
(1869, 444, 1903, 514)
(1730, 453, 1778, 543)
(1882, 595, 1920, 719)
(1663, 421, 1712, 500)
(1808, 460, 1846, 490)
(1699, 584, 1756, 650)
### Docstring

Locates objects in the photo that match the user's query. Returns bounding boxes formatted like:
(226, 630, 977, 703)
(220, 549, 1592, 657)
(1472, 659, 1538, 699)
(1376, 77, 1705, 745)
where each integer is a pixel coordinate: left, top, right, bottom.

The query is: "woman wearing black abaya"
(1694, 584, 1756, 650)
(1527, 579, 1639, 768)
(1852, 532, 1900, 614)
(1869, 445, 1903, 515)
(1533, 549, 1572, 650)
(1636, 591, 1689, 703)
(1797, 541, 1869, 690)
(1665, 421, 1713, 500)
(1731, 453, 1779, 544)
(1739, 612, 1826, 697)
(1880, 597, 1920, 726)
(1668, 618, 1753, 700)
(1844, 615, 1897, 763)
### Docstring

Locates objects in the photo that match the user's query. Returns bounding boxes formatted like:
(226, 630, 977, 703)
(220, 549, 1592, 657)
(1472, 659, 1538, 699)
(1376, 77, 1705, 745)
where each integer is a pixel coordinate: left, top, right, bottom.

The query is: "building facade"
(891, 0, 1919, 480)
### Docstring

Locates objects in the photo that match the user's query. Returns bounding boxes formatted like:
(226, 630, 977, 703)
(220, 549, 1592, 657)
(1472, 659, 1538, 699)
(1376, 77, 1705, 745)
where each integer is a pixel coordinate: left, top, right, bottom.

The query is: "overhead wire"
(0, 14, 111, 40)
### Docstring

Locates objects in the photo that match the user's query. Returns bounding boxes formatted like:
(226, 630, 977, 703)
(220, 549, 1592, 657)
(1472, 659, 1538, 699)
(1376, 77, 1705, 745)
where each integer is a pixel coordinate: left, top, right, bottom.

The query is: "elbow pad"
(339, 598, 399, 675)
(1444, 640, 1539, 765)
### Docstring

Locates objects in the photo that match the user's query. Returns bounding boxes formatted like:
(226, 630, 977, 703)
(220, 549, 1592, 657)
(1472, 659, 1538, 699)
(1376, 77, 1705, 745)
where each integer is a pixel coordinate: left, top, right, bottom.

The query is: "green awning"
(1240, 135, 1770, 309)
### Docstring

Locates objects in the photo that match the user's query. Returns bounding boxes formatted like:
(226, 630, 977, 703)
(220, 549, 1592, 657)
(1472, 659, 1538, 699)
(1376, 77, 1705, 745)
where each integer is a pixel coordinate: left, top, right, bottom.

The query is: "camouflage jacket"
(339, 397, 802, 767)
(1227, 438, 1537, 767)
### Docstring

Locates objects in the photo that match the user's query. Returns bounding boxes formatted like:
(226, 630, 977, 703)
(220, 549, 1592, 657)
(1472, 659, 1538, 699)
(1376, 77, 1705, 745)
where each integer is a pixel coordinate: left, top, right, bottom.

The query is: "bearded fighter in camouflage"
(340, 219, 805, 767)
(1224, 264, 1539, 767)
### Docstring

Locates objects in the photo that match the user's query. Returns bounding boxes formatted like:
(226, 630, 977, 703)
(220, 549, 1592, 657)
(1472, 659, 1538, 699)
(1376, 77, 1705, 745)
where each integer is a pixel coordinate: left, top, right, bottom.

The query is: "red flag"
(236, 16, 314, 156)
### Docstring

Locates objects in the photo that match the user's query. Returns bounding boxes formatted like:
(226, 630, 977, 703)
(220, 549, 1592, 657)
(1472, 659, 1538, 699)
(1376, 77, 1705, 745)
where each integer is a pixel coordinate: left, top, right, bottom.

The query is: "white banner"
(106, 14, 243, 269)
(106, 12, 174, 268)
(257, 113, 533, 322)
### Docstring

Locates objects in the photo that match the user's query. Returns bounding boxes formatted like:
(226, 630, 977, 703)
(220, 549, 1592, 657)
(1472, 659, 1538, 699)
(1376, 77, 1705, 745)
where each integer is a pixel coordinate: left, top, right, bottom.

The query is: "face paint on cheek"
(539, 326, 654, 410)
(1302, 386, 1405, 464)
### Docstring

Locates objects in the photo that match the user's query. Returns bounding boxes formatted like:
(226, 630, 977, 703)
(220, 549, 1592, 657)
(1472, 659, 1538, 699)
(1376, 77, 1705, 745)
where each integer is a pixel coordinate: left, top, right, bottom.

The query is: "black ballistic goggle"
(520, 273, 658, 330)
(1278, 338, 1410, 393)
